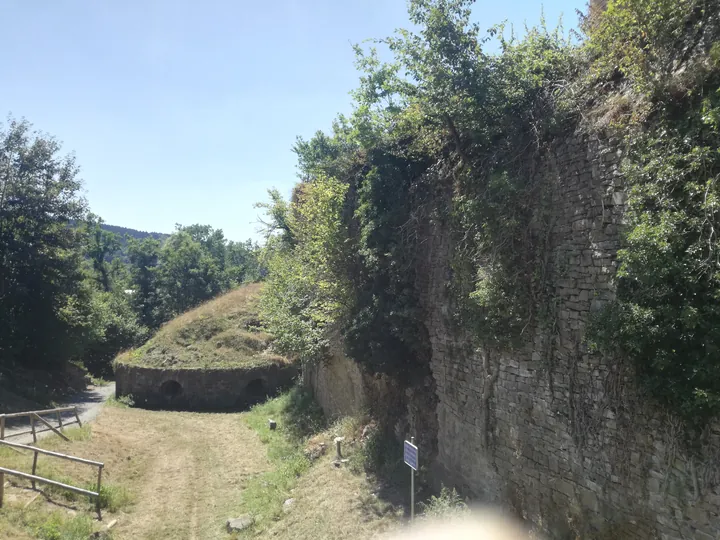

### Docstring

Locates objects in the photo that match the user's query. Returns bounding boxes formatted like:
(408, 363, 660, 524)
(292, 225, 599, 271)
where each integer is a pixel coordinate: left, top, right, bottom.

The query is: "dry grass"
(239, 392, 401, 539)
(261, 449, 402, 540)
(0, 406, 270, 539)
(115, 283, 289, 370)
(0, 392, 402, 540)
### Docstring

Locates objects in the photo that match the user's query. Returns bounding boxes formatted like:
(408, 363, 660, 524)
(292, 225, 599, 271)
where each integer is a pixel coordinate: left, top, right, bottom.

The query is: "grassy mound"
(116, 283, 288, 369)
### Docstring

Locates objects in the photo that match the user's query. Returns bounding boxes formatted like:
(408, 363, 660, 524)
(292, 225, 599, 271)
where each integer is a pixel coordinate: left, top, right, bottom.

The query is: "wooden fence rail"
(0, 425, 103, 519)
(0, 407, 82, 442)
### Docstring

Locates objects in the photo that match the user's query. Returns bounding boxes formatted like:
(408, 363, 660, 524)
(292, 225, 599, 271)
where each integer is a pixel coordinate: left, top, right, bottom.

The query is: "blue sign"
(404, 440, 418, 471)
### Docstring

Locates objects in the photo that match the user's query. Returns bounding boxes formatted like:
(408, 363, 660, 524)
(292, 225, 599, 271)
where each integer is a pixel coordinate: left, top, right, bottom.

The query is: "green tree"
(0, 118, 92, 370)
(156, 227, 224, 317)
(260, 177, 351, 364)
(226, 239, 264, 284)
(127, 237, 161, 328)
(85, 217, 121, 292)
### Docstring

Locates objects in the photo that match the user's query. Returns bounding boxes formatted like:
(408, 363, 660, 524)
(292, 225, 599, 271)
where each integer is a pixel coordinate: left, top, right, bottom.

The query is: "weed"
(106, 394, 134, 408)
(31, 512, 96, 540)
(96, 483, 133, 512)
(88, 374, 110, 386)
(420, 486, 469, 520)
(348, 427, 403, 482)
(63, 425, 92, 442)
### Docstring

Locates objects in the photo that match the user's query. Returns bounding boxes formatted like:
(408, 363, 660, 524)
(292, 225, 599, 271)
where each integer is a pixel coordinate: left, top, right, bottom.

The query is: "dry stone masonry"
(311, 130, 720, 538)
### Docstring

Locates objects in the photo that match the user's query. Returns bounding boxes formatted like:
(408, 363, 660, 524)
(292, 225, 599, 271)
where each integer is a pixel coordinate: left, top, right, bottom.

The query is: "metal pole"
(410, 436, 415, 521)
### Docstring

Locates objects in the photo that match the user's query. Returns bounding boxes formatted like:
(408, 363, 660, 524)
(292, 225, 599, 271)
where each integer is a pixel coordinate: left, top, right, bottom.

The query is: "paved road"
(3, 383, 115, 444)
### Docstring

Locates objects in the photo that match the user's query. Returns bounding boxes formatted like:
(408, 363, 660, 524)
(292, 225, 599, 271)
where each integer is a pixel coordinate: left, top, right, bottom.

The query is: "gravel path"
(3, 383, 115, 444)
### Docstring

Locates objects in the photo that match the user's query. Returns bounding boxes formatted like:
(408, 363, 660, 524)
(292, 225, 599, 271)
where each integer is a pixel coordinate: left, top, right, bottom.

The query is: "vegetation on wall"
(260, 0, 578, 379)
(586, 0, 720, 428)
(261, 0, 720, 429)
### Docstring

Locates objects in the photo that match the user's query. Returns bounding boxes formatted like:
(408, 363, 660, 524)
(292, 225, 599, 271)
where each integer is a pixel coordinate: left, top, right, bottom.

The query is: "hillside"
(115, 283, 288, 369)
(100, 223, 168, 242)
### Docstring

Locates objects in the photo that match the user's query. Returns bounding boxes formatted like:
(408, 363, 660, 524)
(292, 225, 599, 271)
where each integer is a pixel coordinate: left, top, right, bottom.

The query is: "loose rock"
(226, 514, 254, 532)
(283, 498, 295, 513)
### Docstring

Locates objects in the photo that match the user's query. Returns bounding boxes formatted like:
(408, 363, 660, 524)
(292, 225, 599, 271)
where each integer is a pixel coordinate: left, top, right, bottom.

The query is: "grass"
(0, 404, 277, 539)
(239, 387, 325, 528)
(9, 510, 95, 540)
(0, 389, 407, 539)
(0, 425, 132, 539)
(114, 283, 290, 370)
(237, 388, 402, 539)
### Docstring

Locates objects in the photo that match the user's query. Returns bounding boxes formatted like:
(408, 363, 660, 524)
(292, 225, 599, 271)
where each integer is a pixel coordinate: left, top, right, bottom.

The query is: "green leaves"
(585, 0, 720, 96)
(590, 67, 720, 427)
(0, 118, 90, 370)
(260, 177, 351, 364)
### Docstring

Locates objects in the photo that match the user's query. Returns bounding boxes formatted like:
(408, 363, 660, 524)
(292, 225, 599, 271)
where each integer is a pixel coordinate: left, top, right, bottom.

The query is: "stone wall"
(308, 129, 720, 538)
(419, 132, 720, 539)
(304, 341, 368, 419)
(115, 362, 298, 410)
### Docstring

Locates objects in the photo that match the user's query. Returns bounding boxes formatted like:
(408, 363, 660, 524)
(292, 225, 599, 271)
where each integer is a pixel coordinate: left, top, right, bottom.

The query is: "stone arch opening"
(160, 380, 183, 400)
(245, 378, 266, 402)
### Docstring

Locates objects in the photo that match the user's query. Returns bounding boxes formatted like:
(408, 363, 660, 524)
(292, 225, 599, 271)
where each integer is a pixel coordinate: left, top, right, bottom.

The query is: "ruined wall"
(419, 132, 720, 539)
(309, 128, 720, 538)
(115, 362, 298, 410)
(307, 333, 439, 458)
(306, 127, 720, 538)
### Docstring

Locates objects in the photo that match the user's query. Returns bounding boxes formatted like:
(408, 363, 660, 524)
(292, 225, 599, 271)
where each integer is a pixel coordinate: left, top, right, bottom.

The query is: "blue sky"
(2, 0, 583, 242)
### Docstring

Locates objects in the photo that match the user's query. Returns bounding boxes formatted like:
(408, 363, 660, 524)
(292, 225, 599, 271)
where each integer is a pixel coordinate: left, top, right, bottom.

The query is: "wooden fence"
(0, 406, 82, 443)
(0, 438, 104, 519)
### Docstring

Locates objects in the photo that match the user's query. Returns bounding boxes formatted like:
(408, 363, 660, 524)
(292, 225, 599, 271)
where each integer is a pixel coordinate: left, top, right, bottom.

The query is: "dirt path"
(85, 407, 270, 540)
(3, 383, 115, 444)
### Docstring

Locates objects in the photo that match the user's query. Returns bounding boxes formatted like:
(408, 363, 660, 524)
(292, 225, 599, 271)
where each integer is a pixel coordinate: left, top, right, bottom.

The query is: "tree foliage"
(588, 0, 720, 427)
(0, 118, 92, 369)
(0, 118, 263, 379)
(261, 0, 576, 379)
(260, 176, 351, 364)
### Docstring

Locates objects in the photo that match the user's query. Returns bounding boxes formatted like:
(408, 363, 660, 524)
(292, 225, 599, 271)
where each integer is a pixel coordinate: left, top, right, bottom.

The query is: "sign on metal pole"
(404, 438, 418, 520)
(404, 439, 418, 470)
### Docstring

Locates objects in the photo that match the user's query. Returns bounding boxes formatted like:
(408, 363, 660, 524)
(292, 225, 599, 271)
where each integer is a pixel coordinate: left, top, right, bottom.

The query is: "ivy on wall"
(260, 0, 720, 429)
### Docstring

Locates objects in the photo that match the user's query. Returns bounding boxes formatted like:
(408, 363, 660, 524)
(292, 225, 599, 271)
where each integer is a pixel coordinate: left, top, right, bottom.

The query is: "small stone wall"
(115, 362, 298, 410)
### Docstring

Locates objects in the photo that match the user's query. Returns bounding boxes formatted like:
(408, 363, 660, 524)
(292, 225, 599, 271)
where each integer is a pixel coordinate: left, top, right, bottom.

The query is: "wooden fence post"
(56, 411, 63, 431)
(1, 415, 5, 440)
(30, 416, 36, 443)
(96, 465, 103, 520)
(0, 471, 4, 507)
(73, 407, 82, 427)
(31, 450, 38, 490)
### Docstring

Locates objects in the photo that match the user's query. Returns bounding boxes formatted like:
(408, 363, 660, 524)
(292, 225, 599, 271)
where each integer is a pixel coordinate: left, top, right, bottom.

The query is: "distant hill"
(99, 224, 170, 262)
(100, 224, 169, 242)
